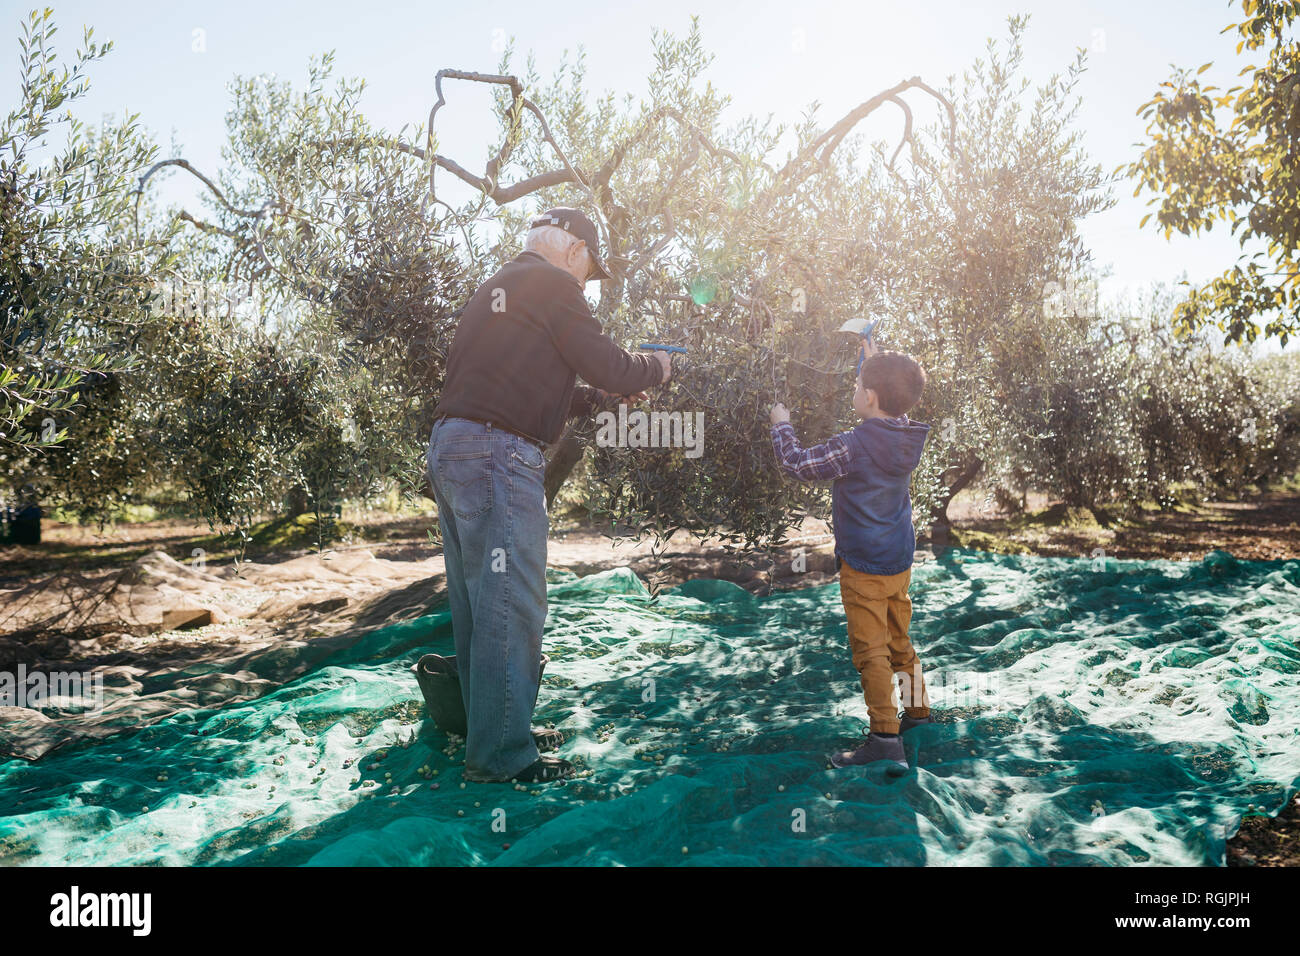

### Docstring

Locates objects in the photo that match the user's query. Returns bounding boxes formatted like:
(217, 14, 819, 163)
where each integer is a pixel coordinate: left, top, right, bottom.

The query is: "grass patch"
(946, 529, 1035, 555)
(184, 513, 362, 562)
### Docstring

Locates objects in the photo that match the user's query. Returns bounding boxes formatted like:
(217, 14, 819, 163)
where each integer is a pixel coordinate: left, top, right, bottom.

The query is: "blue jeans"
(426, 418, 550, 781)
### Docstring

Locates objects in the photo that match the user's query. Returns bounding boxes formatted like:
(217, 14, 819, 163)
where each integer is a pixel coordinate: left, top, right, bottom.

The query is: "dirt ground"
(945, 489, 1300, 563)
(1, 487, 1297, 864)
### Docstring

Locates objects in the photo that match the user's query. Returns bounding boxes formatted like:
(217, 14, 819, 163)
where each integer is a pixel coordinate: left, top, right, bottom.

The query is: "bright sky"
(6, 0, 1263, 311)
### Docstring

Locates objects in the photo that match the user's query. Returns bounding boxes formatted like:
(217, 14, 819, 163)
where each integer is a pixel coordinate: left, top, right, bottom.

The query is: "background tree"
(1127, 0, 1300, 345)
(73, 55, 478, 544)
(2, 10, 167, 465)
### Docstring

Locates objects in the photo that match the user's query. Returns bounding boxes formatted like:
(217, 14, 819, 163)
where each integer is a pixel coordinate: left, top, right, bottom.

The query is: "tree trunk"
(544, 424, 588, 509)
(286, 484, 310, 517)
(933, 455, 983, 526)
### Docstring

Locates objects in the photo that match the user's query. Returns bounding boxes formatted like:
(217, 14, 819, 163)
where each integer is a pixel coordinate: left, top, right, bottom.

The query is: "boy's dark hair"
(859, 350, 926, 417)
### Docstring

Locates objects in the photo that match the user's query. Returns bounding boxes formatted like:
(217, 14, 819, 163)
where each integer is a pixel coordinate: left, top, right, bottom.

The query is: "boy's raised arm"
(769, 404, 853, 482)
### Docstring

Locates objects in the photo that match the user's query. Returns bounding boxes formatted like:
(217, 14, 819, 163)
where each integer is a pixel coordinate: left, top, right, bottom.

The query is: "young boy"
(769, 343, 933, 769)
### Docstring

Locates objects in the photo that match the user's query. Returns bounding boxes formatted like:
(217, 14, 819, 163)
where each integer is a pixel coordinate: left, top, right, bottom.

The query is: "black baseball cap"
(529, 207, 613, 281)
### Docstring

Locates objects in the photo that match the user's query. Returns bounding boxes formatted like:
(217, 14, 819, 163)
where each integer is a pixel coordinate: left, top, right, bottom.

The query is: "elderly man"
(418, 208, 671, 783)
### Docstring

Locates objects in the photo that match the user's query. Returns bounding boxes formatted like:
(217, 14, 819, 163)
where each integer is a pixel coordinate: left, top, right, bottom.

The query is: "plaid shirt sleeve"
(770, 421, 853, 481)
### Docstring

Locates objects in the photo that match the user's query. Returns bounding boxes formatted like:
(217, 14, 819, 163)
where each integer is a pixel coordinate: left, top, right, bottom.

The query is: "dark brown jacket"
(432, 251, 661, 444)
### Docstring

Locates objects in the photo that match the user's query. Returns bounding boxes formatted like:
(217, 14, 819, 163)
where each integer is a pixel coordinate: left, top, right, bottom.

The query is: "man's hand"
(770, 402, 790, 425)
(861, 339, 879, 362)
(653, 349, 672, 384)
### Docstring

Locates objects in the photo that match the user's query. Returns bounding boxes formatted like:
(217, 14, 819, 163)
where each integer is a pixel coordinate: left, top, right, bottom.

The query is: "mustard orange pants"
(839, 562, 930, 733)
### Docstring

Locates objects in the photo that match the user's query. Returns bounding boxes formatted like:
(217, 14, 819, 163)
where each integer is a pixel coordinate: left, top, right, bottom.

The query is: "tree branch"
(778, 76, 958, 184)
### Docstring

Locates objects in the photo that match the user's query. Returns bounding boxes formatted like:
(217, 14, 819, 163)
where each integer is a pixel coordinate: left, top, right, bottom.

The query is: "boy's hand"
(861, 339, 878, 362)
(769, 403, 790, 425)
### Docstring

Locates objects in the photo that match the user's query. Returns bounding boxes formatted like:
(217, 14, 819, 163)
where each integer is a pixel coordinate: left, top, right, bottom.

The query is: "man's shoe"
(899, 712, 934, 733)
(830, 732, 908, 770)
(532, 727, 564, 752)
(511, 755, 574, 783)
(413, 653, 562, 750)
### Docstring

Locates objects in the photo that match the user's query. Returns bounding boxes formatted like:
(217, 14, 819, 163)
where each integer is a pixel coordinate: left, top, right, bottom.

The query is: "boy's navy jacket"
(833, 417, 931, 576)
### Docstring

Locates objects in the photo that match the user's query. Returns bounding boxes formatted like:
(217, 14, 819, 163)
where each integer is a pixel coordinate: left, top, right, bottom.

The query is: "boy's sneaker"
(899, 712, 934, 733)
(511, 756, 574, 783)
(830, 732, 908, 770)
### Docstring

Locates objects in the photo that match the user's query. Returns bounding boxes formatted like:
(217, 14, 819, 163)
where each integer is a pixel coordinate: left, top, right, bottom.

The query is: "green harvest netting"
(1, 548, 1297, 866)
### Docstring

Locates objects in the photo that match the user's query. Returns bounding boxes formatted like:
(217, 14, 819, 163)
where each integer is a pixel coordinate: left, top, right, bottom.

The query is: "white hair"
(523, 224, 578, 260)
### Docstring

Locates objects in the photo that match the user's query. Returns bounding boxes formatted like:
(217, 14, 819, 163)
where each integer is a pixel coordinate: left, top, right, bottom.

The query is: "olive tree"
(131, 17, 1119, 549)
(2, 9, 169, 497)
(1128, 0, 1300, 345)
